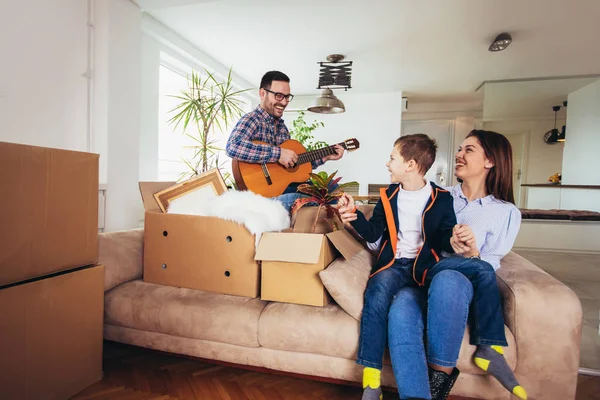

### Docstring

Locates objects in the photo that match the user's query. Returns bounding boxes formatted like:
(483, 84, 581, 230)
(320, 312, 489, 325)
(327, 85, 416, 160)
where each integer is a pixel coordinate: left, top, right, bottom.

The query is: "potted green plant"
(167, 68, 249, 186)
(291, 170, 357, 233)
(288, 111, 329, 151)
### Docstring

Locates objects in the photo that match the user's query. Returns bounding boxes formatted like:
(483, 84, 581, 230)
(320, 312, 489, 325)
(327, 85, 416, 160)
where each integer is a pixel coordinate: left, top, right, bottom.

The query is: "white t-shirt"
(365, 182, 432, 258)
(395, 181, 431, 258)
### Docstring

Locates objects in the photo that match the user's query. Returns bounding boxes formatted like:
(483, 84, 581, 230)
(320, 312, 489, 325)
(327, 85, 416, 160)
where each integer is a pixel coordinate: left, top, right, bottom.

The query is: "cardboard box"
(139, 181, 261, 298)
(292, 205, 343, 234)
(256, 229, 363, 306)
(0, 141, 99, 286)
(0, 265, 104, 400)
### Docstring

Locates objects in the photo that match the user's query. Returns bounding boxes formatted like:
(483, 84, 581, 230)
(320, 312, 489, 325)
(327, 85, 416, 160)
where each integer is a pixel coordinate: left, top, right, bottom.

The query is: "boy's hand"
(337, 193, 357, 224)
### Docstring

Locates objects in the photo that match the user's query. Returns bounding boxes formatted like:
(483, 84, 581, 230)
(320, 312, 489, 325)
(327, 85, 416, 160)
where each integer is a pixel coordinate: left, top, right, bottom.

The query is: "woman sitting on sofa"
(387, 130, 522, 400)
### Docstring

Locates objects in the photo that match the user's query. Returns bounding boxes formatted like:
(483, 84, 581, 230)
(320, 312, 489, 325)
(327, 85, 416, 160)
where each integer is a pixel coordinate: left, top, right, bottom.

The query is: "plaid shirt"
(226, 106, 324, 169)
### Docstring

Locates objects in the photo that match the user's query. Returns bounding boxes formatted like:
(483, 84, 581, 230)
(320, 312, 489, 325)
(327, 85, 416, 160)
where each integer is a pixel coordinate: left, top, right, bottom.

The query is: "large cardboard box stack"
(0, 142, 104, 399)
(139, 176, 261, 298)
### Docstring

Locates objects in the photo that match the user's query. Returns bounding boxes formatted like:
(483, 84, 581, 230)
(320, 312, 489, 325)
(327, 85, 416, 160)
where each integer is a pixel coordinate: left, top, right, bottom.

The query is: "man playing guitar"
(225, 70, 345, 210)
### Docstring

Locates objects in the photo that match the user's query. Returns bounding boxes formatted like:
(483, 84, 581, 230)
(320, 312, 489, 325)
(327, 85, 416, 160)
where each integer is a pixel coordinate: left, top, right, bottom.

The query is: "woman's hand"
(337, 193, 357, 224)
(454, 224, 475, 244)
(450, 232, 470, 254)
(451, 224, 479, 257)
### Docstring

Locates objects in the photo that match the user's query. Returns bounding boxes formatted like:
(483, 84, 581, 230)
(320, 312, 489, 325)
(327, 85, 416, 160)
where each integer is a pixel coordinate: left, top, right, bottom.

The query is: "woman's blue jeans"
(388, 270, 474, 400)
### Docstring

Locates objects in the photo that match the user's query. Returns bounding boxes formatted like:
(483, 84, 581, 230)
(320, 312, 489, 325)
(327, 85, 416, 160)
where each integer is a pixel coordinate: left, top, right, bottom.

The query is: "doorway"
(401, 120, 454, 188)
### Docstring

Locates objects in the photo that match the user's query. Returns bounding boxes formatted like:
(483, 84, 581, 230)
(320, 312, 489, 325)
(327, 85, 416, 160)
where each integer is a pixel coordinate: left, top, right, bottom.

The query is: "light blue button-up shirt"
(443, 184, 521, 270)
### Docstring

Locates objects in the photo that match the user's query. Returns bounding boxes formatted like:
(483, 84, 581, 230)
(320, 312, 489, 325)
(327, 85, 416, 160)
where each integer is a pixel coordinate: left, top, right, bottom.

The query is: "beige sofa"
(99, 226, 583, 400)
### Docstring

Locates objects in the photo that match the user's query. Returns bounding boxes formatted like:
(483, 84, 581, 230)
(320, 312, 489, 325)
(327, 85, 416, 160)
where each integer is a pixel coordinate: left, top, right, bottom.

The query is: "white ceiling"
(482, 77, 599, 120)
(142, 0, 600, 97)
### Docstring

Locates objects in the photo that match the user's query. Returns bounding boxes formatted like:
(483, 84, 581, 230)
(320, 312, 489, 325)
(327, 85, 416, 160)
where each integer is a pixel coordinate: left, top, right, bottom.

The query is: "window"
(158, 64, 194, 181)
(157, 64, 251, 182)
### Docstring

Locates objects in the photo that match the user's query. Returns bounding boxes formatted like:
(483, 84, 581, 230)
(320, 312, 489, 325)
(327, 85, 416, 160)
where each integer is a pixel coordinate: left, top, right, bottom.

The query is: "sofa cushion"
(105, 280, 268, 347)
(319, 249, 373, 321)
(258, 302, 360, 360)
(258, 302, 517, 375)
(99, 229, 144, 292)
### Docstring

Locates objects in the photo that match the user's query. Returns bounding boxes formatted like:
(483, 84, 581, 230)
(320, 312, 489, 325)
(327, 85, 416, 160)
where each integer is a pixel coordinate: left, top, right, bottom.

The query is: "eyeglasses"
(263, 88, 294, 102)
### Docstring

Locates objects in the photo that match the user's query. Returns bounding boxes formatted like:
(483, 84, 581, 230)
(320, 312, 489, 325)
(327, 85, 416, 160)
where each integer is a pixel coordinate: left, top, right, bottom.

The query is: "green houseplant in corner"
(167, 68, 249, 186)
(288, 111, 329, 151)
(291, 170, 358, 233)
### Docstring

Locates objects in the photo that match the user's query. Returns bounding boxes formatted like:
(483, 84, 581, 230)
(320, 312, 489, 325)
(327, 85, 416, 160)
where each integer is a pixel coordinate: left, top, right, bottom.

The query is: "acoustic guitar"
(231, 138, 360, 198)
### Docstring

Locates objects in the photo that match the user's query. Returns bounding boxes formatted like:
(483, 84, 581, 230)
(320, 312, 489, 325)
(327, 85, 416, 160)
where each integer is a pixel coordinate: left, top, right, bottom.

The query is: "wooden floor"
(72, 341, 600, 400)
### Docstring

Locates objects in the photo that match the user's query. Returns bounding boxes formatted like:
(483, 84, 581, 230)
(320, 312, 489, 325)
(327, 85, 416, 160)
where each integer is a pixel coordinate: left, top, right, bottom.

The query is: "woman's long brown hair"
(466, 130, 515, 204)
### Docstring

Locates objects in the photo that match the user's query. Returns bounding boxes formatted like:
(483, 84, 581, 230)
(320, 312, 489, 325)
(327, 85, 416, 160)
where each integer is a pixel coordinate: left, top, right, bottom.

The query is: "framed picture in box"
(153, 168, 227, 213)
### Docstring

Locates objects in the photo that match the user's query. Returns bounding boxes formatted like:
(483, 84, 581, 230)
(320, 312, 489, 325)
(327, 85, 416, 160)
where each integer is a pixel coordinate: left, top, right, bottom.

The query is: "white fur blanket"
(167, 190, 290, 246)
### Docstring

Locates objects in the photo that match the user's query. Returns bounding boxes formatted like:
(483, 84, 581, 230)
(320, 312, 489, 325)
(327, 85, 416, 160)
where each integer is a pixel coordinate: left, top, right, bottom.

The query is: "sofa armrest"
(98, 229, 144, 292)
(496, 252, 582, 400)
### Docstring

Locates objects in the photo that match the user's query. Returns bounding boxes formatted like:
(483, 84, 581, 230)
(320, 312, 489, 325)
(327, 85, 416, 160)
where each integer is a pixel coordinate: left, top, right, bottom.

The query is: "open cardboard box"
(255, 229, 363, 307)
(139, 173, 260, 298)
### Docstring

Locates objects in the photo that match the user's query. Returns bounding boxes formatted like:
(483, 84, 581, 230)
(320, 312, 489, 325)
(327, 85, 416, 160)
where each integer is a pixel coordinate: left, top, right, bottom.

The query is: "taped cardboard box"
(0, 141, 99, 286)
(256, 229, 363, 307)
(139, 175, 260, 298)
(0, 264, 104, 399)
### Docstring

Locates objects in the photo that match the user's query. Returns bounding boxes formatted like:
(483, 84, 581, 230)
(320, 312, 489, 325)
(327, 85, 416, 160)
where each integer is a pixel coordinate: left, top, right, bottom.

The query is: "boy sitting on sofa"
(337, 134, 526, 400)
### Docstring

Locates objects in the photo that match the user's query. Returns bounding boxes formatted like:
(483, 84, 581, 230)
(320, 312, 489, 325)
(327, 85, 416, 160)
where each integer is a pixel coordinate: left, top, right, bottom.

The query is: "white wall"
(561, 79, 600, 212)
(0, 0, 89, 151)
(94, 0, 143, 231)
(562, 79, 600, 183)
(1, 0, 144, 232)
(139, 35, 161, 181)
(285, 92, 403, 195)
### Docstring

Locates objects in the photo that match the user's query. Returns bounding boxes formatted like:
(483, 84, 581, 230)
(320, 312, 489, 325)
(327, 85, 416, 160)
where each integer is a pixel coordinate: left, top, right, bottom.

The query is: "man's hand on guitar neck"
(278, 144, 343, 168)
(322, 144, 344, 162)
(278, 148, 298, 168)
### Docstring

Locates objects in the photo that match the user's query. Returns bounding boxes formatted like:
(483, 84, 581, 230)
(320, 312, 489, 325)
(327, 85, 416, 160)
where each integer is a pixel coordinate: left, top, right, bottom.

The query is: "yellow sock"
(362, 367, 381, 389)
(513, 385, 528, 399)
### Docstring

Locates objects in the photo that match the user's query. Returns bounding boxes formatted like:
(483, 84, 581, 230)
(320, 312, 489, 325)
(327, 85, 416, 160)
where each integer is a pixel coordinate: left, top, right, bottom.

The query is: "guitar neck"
(297, 143, 345, 165)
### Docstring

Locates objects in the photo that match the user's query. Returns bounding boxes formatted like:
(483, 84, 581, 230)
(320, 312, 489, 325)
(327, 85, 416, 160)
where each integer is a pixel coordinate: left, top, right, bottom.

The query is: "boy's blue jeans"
(425, 256, 508, 347)
(357, 258, 417, 369)
(357, 256, 507, 370)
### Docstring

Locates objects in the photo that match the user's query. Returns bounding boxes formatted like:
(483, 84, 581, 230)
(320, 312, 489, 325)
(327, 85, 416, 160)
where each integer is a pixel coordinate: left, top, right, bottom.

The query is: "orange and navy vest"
(350, 182, 457, 285)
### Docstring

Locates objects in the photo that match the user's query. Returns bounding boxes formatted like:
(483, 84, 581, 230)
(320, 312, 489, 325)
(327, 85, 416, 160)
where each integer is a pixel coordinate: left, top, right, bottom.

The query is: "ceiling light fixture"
(543, 105, 562, 144)
(307, 54, 352, 114)
(488, 32, 512, 52)
(307, 88, 346, 114)
(557, 100, 568, 142)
